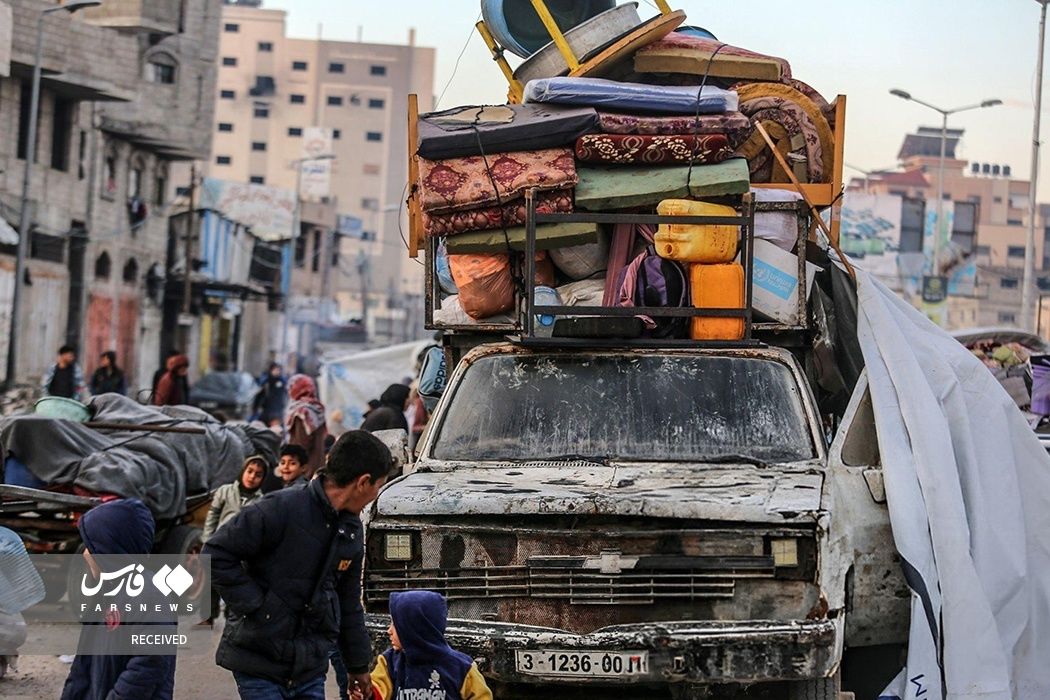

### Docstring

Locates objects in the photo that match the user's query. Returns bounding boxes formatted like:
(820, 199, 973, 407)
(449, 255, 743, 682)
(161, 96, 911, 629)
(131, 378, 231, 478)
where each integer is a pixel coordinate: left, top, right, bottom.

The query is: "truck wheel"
(157, 525, 207, 604)
(788, 673, 842, 700)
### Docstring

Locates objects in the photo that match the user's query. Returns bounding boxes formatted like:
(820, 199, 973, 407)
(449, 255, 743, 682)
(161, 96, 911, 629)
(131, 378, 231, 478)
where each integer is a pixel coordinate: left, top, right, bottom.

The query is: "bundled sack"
(613, 224, 689, 339)
(448, 252, 555, 320)
(550, 231, 609, 280)
(433, 295, 514, 326)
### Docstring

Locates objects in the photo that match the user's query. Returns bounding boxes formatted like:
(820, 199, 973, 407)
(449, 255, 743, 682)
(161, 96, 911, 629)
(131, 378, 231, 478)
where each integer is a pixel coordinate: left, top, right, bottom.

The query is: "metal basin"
(514, 2, 642, 84)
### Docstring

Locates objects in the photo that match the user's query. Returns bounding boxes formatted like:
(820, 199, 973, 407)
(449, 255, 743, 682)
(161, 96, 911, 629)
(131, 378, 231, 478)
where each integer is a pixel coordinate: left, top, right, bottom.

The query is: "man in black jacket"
(203, 430, 393, 699)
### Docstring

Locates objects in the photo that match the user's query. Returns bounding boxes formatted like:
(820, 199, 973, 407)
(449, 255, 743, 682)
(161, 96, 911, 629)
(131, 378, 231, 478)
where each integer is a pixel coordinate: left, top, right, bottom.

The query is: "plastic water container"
(34, 396, 90, 422)
(655, 200, 739, 263)
(533, 286, 561, 338)
(0, 526, 47, 614)
(689, 263, 745, 341)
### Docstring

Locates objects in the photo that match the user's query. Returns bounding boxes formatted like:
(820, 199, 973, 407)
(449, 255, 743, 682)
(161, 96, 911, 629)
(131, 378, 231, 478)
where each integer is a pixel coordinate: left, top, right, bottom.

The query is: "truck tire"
(157, 525, 207, 605)
(788, 673, 841, 700)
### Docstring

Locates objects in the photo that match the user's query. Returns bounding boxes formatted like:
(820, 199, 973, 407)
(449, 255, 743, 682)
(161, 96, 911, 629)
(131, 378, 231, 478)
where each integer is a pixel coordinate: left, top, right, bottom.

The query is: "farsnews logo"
(81, 563, 194, 598)
(394, 670, 446, 700)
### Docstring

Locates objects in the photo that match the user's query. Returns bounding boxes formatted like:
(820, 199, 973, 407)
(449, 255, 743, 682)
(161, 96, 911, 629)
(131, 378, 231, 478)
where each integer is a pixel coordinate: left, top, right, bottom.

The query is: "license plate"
(515, 650, 649, 678)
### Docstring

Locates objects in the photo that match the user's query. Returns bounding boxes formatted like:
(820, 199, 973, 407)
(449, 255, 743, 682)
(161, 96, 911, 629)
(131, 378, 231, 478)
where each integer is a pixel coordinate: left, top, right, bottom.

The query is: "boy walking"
(360, 590, 491, 700)
(203, 430, 393, 700)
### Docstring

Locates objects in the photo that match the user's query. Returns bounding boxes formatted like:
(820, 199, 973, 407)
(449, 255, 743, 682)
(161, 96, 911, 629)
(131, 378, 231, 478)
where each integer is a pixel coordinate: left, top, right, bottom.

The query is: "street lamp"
(1026, 0, 1050, 334)
(5, 0, 103, 389)
(888, 89, 1002, 279)
(845, 162, 896, 195)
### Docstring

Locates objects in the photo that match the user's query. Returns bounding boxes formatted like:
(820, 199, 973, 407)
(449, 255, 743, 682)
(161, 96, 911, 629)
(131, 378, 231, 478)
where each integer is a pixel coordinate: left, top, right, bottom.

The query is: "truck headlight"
(384, 533, 413, 561)
(771, 538, 799, 567)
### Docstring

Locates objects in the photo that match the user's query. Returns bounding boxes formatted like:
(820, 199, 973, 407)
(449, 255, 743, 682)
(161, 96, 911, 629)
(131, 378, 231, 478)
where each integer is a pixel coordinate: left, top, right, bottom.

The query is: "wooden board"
(570, 10, 686, 79)
(407, 94, 423, 258)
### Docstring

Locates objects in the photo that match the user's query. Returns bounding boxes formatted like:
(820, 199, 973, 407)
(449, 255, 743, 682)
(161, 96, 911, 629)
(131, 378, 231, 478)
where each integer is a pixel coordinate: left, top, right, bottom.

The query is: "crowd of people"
(48, 341, 462, 699)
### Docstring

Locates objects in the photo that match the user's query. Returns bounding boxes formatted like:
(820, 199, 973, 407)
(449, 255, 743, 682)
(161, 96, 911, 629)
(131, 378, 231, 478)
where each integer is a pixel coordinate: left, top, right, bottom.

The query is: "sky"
(265, 0, 1050, 196)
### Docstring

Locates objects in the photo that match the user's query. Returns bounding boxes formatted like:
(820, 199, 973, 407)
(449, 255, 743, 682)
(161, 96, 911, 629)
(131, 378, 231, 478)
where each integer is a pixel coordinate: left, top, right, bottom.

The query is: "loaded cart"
(0, 394, 278, 602)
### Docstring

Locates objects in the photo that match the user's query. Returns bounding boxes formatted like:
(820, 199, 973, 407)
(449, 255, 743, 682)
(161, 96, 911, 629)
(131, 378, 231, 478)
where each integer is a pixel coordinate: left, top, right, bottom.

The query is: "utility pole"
(1024, 0, 1049, 333)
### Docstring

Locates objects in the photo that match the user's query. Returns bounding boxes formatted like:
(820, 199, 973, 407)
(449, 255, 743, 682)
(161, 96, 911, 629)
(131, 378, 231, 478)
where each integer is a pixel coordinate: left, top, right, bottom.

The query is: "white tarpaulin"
(319, 341, 431, 435)
(199, 178, 296, 241)
(857, 271, 1050, 700)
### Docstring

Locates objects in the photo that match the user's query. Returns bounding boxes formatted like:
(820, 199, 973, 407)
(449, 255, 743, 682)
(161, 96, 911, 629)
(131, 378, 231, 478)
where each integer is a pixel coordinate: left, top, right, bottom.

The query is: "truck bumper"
(365, 615, 839, 686)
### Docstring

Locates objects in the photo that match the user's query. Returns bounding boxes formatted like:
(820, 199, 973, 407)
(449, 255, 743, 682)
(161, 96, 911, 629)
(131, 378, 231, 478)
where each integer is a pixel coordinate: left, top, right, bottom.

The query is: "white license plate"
(515, 650, 649, 678)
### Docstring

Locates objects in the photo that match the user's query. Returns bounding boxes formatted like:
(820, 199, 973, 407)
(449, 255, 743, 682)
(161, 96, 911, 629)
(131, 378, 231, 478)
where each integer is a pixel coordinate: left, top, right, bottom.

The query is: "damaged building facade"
(0, 0, 220, 393)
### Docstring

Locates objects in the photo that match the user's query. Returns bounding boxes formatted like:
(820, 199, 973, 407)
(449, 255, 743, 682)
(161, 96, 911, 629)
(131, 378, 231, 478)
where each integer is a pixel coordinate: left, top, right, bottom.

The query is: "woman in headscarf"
(361, 383, 411, 433)
(284, 374, 328, 478)
(153, 354, 190, 406)
(90, 351, 127, 396)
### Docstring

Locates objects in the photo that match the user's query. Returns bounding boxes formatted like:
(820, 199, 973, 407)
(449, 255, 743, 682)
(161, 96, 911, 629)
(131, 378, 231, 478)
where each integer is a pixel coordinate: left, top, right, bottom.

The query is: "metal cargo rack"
(424, 191, 818, 351)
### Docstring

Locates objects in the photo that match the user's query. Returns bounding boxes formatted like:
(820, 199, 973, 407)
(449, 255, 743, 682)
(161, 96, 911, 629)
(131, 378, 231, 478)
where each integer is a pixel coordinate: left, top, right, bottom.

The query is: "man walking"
(42, 345, 85, 400)
(203, 430, 393, 699)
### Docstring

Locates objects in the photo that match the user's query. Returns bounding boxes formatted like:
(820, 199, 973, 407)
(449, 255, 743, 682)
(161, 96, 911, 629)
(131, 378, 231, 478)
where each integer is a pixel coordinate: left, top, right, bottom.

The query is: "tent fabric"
(0, 395, 278, 520)
(856, 271, 1050, 700)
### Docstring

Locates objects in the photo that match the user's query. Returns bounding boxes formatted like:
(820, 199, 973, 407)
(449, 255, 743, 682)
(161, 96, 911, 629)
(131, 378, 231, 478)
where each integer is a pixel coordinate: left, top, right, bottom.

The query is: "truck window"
(432, 354, 815, 463)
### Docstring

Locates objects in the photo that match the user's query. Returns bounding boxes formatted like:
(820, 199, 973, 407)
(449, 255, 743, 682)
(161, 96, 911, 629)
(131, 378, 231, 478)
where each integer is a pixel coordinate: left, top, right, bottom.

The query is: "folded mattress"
(634, 33, 792, 82)
(597, 111, 752, 147)
(423, 189, 573, 238)
(417, 103, 600, 160)
(575, 133, 733, 166)
(524, 77, 739, 115)
(576, 158, 750, 210)
(444, 222, 599, 254)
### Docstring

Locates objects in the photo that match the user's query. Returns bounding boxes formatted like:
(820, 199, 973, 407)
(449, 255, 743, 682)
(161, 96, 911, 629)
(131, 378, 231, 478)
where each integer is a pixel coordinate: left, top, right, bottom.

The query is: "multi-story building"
(847, 126, 1050, 332)
(0, 0, 220, 391)
(209, 1, 436, 345)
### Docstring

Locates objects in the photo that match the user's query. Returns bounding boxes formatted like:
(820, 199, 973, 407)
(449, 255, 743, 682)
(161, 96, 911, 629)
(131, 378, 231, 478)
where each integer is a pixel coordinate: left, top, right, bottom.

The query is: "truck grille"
(366, 556, 775, 605)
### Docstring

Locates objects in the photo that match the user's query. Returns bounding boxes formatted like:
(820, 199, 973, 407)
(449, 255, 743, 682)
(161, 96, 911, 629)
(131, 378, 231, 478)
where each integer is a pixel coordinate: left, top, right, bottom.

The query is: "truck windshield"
(432, 354, 815, 463)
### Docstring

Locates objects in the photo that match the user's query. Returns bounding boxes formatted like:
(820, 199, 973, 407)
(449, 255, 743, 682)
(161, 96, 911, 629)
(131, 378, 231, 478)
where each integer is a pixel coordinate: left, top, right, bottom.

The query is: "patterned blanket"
(596, 111, 751, 147)
(422, 189, 573, 237)
(575, 133, 733, 166)
(418, 148, 577, 214)
(634, 34, 792, 83)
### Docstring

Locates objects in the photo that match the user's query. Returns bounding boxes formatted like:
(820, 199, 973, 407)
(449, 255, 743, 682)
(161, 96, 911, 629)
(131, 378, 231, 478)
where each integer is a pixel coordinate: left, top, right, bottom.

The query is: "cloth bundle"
(633, 33, 792, 83)
(417, 148, 577, 237)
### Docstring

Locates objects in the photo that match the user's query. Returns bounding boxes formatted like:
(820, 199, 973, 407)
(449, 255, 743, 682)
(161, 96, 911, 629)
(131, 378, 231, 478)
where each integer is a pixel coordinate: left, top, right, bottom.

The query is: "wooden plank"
(653, 0, 674, 14)
(407, 94, 422, 258)
(569, 10, 686, 80)
(752, 182, 836, 208)
(830, 94, 847, 247)
(529, 0, 580, 71)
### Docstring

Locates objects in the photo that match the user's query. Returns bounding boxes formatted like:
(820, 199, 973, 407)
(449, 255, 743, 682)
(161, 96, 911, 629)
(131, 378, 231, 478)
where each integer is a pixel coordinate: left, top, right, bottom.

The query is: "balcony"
(82, 0, 182, 35)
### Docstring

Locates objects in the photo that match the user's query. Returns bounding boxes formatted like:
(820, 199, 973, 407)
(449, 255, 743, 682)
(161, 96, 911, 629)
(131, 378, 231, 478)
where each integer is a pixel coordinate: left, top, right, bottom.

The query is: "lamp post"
(845, 163, 896, 194)
(888, 90, 1002, 278)
(280, 154, 335, 363)
(5, 0, 102, 390)
(1026, 0, 1050, 334)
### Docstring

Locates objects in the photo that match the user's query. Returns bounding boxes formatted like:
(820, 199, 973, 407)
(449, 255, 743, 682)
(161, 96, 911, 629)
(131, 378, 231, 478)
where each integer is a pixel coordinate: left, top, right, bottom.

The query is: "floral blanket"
(422, 190, 573, 237)
(575, 133, 733, 166)
(597, 111, 751, 147)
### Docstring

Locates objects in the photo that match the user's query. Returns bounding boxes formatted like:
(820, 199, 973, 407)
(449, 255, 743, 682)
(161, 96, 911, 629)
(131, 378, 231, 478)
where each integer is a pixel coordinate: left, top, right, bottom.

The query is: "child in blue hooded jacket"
(358, 590, 491, 700)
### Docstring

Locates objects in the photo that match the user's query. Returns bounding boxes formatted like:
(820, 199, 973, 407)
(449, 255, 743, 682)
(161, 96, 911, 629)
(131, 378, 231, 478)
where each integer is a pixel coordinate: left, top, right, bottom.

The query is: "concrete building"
(0, 0, 220, 392)
(847, 126, 1050, 332)
(209, 1, 435, 345)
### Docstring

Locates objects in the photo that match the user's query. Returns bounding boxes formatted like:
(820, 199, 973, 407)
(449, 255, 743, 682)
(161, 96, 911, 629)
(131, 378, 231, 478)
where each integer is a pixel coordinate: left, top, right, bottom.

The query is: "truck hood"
(375, 463, 824, 524)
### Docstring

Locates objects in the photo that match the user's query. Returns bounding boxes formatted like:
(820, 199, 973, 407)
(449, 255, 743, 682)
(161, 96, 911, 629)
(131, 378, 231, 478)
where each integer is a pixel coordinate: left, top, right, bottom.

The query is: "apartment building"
(210, 1, 436, 344)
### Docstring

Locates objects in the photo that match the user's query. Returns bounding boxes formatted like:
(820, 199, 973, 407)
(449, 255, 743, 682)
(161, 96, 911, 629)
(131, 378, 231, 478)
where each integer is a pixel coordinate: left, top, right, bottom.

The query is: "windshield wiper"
(543, 454, 611, 466)
(702, 454, 774, 468)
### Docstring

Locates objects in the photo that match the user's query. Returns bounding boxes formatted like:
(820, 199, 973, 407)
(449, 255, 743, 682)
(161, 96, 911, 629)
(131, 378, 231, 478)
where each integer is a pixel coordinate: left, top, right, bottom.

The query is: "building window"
(311, 229, 322, 272)
(363, 164, 380, 175)
(333, 129, 341, 140)
(77, 130, 88, 180)
(220, 89, 235, 99)
(222, 57, 238, 67)
(327, 95, 343, 106)
(31, 233, 66, 263)
(50, 97, 75, 172)
(294, 234, 307, 268)
(361, 198, 378, 210)
(994, 196, 1004, 204)
(224, 23, 239, 32)
(329, 62, 345, 73)
(155, 166, 168, 207)
(258, 41, 273, 52)
(95, 252, 112, 280)
(288, 127, 303, 137)
(249, 76, 276, 97)
(17, 81, 38, 162)
(218, 122, 234, 132)
(292, 60, 308, 71)
(1008, 246, 1026, 258)
(368, 98, 385, 109)
(254, 106, 270, 118)
(251, 142, 267, 152)
(250, 176, 265, 185)
(122, 258, 139, 284)
(1001, 277, 1019, 289)
(216, 155, 232, 165)
(290, 94, 306, 104)
(1008, 219, 1024, 226)
(103, 147, 118, 197)
(128, 158, 144, 199)
(999, 312, 1017, 324)
(147, 53, 178, 84)
(370, 65, 387, 76)
(976, 245, 991, 256)
(366, 131, 383, 142)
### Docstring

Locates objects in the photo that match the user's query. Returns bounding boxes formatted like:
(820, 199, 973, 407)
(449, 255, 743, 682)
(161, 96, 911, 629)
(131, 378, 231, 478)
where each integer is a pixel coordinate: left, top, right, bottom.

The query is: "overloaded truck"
(363, 3, 908, 698)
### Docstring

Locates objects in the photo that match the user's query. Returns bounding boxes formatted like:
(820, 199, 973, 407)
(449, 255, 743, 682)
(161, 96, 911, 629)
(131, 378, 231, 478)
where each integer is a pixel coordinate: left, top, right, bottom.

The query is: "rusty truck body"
(362, 341, 908, 699)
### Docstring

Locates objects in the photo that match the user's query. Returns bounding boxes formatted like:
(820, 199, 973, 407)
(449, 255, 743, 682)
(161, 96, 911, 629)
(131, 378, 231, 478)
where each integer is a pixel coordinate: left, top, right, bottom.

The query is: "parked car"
(188, 371, 258, 420)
